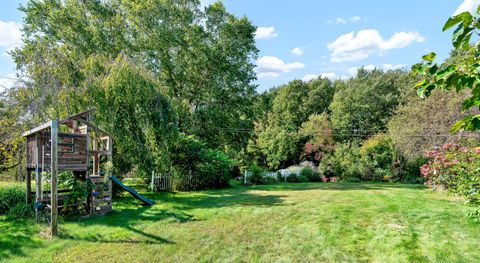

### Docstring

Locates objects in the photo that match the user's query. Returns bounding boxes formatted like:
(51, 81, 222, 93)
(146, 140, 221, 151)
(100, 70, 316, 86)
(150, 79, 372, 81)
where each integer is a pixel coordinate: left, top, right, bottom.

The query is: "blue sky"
(0, 0, 477, 92)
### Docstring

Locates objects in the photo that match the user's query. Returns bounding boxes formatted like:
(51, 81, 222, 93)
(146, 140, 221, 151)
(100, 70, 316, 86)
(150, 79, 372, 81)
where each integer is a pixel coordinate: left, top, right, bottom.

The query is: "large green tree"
(4, 0, 258, 176)
(252, 77, 336, 169)
(93, 56, 178, 175)
(329, 69, 416, 142)
(389, 89, 479, 161)
(11, 0, 257, 151)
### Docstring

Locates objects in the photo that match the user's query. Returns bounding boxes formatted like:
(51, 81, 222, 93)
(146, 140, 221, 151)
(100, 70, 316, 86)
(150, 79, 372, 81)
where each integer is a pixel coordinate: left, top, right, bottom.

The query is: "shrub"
(276, 172, 284, 182)
(359, 134, 395, 181)
(391, 157, 427, 183)
(300, 167, 321, 182)
(329, 143, 363, 181)
(319, 154, 335, 178)
(0, 183, 25, 215)
(171, 135, 234, 191)
(6, 203, 34, 219)
(297, 175, 309, 183)
(249, 164, 265, 185)
(286, 173, 298, 183)
(263, 176, 278, 185)
(421, 143, 480, 220)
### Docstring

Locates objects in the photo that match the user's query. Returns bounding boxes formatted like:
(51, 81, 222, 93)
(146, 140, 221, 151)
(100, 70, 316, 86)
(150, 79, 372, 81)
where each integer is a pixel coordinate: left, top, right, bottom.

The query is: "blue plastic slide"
(110, 176, 155, 206)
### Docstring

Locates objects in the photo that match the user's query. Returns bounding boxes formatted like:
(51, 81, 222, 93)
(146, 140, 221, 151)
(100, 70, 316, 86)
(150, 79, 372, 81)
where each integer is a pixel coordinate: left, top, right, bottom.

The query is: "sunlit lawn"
(1, 182, 480, 262)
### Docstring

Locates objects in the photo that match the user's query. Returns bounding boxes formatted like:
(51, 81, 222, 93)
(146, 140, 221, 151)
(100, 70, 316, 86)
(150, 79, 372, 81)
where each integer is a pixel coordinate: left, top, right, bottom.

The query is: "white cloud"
(303, 72, 342, 82)
(348, 64, 406, 75)
(0, 21, 21, 48)
(335, 18, 347, 24)
(327, 16, 362, 24)
(383, 63, 406, 70)
(257, 56, 304, 78)
(303, 74, 319, 82)
(320, 72, 337, 80)
(291, 47, 303, 56)
(348, 65, 376, 75)
(454, 0, 480, 15)
(349, 16, 362, 23)
(255, 27, 278, 40)
(327, 29, 425, 62)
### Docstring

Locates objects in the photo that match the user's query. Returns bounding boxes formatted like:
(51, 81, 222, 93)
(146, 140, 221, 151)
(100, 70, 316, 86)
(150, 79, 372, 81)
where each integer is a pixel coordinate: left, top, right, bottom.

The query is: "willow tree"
(10, 0, 258, 164)
(93, 56, 178, 175)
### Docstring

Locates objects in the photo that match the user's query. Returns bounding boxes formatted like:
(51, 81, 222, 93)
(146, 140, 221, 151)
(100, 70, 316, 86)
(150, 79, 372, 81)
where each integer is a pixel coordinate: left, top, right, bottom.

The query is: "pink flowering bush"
(421, 142, 480, 221)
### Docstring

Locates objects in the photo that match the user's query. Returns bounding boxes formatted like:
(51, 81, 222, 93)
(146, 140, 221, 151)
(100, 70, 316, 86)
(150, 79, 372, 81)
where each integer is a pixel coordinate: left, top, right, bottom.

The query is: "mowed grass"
(1, 182, 480, 262)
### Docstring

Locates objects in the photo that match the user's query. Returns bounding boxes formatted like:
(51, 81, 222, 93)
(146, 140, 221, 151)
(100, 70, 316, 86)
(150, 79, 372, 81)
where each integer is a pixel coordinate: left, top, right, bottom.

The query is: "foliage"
(248, 164, 266, 185)
(330, 69, 416, 141)
(170, 134, 234, 191)
(318, 135, 418, 183)
(93, 56, 178, 176)
(298, 113, 335, 162)
(299, 167, 321, 182)
(0, 184, 24, 214)
(389, 89, 479, 161)
(262, 176, 278, 185)
(255, 125, 300, 169)
(0, 182, 25, 215)
(63, 179, 93, 213)
(6, 203, 34, 219)
(252, 78, 336, 169)
(286, 173, 299, 183)
(326, 143, 362, 181)
(420, 143, 480, 220)
(0, 98, 24, 177)
(359, 134, 395, 181)
(391, 157, 427, 184)
(3, 0, 257, 178)
(412, 9, 480, 131)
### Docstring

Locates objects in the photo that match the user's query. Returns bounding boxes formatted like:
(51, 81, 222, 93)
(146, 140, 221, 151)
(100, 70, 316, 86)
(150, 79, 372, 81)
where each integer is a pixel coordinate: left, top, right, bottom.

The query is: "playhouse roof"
(21, 109, 110, 137)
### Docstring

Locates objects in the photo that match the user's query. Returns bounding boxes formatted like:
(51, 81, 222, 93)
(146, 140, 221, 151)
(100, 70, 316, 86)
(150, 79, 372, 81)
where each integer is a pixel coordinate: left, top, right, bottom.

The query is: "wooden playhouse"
(22, 109, 113, 235)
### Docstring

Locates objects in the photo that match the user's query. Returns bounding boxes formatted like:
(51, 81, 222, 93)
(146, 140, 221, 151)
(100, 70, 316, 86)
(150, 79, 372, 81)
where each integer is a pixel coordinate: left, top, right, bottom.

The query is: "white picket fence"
(150, 171, 171, 191)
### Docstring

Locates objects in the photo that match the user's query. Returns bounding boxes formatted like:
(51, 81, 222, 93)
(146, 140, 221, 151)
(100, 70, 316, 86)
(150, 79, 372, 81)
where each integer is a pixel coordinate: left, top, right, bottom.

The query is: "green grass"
(1, 182, 479, 262)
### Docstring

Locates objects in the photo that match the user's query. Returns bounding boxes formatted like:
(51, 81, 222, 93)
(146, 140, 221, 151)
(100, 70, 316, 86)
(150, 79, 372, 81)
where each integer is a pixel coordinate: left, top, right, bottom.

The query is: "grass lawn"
(1, 182, 480, 262)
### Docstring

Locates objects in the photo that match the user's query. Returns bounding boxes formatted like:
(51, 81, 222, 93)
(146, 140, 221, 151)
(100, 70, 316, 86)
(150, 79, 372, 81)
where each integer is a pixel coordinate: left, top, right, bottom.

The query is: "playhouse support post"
(50, 120, 59, 236)
(26, 170, 32, 204)
(35, 168, 42, 221)
(35, 143, 42, 221)
(107, 137, 113, 197)
(93, 139, 99, 176)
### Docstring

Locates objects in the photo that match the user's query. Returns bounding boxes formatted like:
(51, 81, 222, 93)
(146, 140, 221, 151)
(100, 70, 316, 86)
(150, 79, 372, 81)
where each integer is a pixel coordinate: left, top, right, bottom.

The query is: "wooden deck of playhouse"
(22, 110, 113, 235)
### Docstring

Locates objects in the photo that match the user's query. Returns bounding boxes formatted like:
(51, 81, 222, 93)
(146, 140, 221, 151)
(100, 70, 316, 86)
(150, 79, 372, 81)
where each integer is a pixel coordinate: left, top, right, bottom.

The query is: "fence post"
(151, 171, 155, 192)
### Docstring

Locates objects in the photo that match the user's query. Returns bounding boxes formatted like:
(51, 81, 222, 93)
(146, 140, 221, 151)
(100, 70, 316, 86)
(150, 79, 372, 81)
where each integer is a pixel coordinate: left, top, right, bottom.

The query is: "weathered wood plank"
(50, 120, 59, 236)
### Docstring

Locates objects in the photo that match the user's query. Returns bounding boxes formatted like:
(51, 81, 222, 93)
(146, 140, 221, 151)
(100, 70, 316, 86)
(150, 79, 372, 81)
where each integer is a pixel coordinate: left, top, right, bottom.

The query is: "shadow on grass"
(59, 226, 174, 245)
(0, 219, 43, 261)
(150, 188, 288, 211)
(61, 206, 193, 245)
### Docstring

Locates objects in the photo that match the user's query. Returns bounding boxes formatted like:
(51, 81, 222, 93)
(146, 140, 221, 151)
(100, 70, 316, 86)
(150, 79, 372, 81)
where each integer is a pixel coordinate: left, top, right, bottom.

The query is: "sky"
(0, 0, 478, 92)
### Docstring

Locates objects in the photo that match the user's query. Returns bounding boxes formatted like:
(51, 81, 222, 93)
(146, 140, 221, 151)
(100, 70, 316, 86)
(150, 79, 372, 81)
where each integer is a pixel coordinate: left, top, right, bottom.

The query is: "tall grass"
(0, 182, 26, 215)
